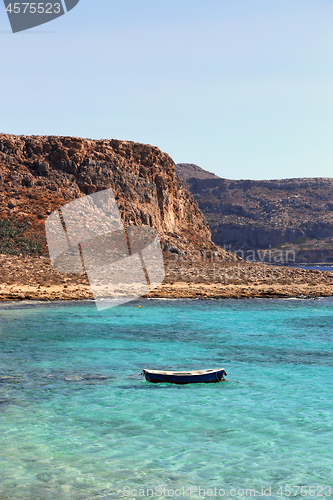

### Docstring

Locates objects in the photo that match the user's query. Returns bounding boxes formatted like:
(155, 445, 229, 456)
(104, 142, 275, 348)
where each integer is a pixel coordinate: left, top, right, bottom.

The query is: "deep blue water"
(287, 265, 333, 272)
(0, 298, 332, 500)
(266, 264, 333, 272)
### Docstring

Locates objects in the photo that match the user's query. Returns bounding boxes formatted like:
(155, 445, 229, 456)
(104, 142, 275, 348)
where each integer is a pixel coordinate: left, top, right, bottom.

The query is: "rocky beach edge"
(1, 254, 333, 302)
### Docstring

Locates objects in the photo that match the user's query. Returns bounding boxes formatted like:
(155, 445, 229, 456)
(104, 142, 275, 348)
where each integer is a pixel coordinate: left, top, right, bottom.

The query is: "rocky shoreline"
(1, 254, 332, 303)
(2, 134, 332, 303)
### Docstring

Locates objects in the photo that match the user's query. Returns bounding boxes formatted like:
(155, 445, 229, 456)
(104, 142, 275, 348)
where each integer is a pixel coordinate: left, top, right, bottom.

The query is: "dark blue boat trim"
(142, 369, 227, 384)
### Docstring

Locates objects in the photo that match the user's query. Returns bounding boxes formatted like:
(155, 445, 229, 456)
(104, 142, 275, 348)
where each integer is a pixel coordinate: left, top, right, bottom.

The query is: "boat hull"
(142, 368, 226, 384)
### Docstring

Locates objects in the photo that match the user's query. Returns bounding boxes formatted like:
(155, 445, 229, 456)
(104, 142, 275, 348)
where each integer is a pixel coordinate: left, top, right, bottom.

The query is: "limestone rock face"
(0, 134, 215, 255)
(177, 163, 333, 261)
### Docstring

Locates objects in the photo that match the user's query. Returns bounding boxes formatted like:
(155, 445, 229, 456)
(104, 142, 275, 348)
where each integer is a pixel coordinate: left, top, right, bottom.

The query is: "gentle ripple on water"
(0, 298, 332, 499)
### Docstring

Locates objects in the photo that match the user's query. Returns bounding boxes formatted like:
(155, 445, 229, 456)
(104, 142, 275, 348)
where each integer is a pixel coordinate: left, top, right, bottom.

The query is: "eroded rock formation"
(0, 134, 220, 256)
(176, 163, 333, 262)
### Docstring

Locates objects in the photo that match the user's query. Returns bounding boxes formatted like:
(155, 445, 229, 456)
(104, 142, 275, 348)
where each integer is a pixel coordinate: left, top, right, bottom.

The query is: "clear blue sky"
(1, 0, 333, 179)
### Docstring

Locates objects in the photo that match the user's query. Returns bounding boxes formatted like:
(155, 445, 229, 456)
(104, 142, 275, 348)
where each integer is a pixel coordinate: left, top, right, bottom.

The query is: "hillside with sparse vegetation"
(176, 163, 333, 263)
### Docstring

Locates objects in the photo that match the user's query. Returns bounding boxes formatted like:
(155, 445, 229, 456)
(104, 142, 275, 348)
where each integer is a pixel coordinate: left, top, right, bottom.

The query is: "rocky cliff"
(176, 163, 333, 263)
(0, 134, 219, 257)
(176, 163, 219, 180)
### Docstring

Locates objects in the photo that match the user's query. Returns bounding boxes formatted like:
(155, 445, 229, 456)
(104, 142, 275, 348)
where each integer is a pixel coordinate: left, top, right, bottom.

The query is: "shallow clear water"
(0, 298, 332, 499)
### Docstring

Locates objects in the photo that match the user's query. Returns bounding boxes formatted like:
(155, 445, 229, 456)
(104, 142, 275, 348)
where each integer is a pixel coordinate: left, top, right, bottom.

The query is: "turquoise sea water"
(0, 298, 332, 500)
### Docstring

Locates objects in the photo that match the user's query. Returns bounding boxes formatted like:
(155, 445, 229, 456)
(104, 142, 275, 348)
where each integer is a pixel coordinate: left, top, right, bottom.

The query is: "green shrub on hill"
(0, 219, 42, 255)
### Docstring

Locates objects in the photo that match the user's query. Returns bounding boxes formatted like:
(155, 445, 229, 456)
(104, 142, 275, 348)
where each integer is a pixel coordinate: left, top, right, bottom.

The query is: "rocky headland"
(176, 163, 333, 264)
(0, 134, 219, 256)
(0, 135, 333, 302)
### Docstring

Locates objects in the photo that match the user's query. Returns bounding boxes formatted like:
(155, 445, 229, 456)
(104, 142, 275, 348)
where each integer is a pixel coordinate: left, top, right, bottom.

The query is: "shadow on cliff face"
(176, 164, 333, 264)
(0, 134, 223, 261)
